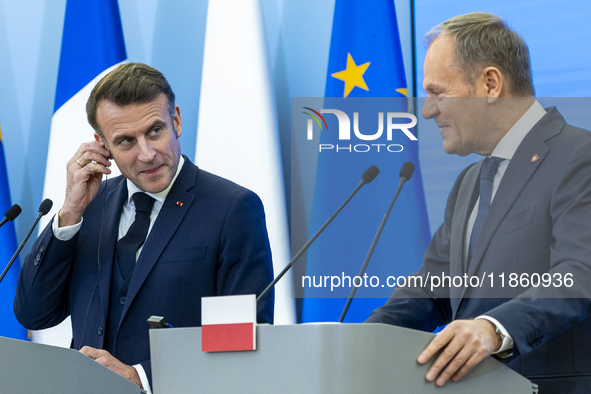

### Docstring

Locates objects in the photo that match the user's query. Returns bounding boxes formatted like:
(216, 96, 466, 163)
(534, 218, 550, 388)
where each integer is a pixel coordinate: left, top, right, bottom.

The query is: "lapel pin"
(176, 201, 183, 206)
(531, 154, 539, 163)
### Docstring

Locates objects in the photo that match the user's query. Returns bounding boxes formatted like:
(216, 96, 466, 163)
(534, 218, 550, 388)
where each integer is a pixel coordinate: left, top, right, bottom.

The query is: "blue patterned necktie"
(116, 192, 155, 280)
(467, 157, 503, 265)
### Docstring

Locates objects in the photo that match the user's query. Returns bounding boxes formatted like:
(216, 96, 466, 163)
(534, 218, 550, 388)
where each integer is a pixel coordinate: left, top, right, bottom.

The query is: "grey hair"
(425, 12, 534, 96)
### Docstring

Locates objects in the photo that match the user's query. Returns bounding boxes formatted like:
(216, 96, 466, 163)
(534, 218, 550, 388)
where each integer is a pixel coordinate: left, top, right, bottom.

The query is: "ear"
(173, 105, 183, 138)
(480, 67, 503, 103)
(94, 133, 113, 159)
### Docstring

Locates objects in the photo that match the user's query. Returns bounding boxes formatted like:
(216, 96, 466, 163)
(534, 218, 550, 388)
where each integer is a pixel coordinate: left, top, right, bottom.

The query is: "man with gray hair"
(367, 12, 591, 393)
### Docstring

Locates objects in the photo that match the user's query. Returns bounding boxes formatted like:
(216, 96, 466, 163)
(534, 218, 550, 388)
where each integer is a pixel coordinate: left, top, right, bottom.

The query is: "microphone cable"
(79, 172, 109, 349)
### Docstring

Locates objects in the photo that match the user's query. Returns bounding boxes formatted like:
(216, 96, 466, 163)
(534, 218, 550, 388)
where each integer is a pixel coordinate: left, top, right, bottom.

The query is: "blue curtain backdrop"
(301, 0, 431, 323)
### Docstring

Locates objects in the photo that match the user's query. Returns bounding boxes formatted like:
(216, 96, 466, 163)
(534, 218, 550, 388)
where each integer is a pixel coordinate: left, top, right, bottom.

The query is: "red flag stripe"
(202, 323, 255, 352)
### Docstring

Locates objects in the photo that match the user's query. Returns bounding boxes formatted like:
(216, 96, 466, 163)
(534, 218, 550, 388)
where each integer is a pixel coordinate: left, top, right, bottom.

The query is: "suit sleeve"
(215, 189, 275, 324)
(485, 139, 591, 359)
(14, 217, 78, 329)
(365, 165, 478, 330)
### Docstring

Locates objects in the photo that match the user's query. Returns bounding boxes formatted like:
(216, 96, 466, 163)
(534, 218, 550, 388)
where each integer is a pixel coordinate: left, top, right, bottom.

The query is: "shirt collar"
(490, 100, 546, 160)
(126, 155, 185, 205)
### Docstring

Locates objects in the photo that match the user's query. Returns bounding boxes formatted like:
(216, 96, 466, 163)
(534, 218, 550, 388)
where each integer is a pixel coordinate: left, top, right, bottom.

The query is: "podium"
(0, 336, 144, 394)
(150, 323, 535, 393)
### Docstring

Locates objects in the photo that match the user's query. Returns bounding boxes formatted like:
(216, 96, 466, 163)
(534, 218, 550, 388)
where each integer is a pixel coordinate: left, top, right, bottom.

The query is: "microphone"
(38, 199, 53, 216)
(399, 161, 415, 185)
(361, 165, 380, 184)
(339, 162, 414, 322)
(0, 204, 22, 228)
(0, 199, 53, 285)
(257, 165, 380, 303)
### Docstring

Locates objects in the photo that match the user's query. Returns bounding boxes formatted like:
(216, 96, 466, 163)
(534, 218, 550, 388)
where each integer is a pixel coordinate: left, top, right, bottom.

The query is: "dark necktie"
(116, 192, 155, 280)
(467, 157, 503, 265)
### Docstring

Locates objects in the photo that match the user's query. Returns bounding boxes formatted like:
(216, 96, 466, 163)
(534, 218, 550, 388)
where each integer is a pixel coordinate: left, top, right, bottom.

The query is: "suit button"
(98, 326, 104, 336)
(34, 244, 45, 265)
(530, 337, 542, 348)
(120, 297, 126, 304)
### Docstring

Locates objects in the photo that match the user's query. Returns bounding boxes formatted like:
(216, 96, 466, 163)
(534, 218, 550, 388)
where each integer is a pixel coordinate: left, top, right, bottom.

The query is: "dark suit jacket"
(15, 156, 274, 385)
(367, 108, 591, 393)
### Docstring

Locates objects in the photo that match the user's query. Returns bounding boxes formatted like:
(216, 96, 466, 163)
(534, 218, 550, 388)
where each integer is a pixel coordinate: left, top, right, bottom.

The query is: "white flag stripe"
(202, 295, 257, 325)
(196, 0, 294, 324)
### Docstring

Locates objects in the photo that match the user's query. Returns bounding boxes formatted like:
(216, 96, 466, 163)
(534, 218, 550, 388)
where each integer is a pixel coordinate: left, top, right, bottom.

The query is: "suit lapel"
(120, 160, 198, 321)
(464, 134, 549, 284)
(98, 180, 128, 322)
(450, 163, 480, 312)
(452, 107, 564, 313)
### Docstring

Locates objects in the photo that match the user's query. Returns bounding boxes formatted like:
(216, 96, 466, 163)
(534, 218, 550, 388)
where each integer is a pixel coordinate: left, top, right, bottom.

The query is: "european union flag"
(0, 127, 27, 339)
(301, 0, 431, 322)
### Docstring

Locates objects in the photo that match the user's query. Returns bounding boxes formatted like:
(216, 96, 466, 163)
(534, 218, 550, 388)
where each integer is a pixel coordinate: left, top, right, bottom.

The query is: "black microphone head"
(362, 165, 380, 184)
(38, 199, 53, 215)
(5, 204, 22, 221)
(400, 162, 415, 181)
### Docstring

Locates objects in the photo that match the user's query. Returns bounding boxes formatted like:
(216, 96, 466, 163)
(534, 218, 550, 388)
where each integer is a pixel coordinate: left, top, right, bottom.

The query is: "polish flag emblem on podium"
(201, 294, 257, 352)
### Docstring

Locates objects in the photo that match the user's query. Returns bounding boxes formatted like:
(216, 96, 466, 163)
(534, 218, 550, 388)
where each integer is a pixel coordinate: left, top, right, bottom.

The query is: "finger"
(77, 151, 112, 168)
(424, 337, 464, 382)
(73, 142, 111, 163)
(79, 346, 101, 359)
(418, 328, 454, 364)
(80, 162, 112, 176)
(89, 350, 119, 371)
(68, 163, 110, 186)
(435, 342, 475, 386)
(451, 345, 491, 382)
(75, 155, 91, 168)
(93, 353, 112, 368)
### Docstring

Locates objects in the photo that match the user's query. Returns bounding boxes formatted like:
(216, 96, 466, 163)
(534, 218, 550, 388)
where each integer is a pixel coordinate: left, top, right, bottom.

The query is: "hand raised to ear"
(59, 141, 112, 227)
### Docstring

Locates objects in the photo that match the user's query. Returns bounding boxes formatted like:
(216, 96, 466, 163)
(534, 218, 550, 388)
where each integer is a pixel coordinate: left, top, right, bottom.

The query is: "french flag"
(196, 0, 294, 325)
(201, 295, 257, 352)
(34, 0, 126, 347)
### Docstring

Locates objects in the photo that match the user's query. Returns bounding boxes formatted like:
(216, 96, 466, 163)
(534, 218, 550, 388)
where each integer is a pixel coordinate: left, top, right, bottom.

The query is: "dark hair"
(86, 63, 176, 137)
(425, 12, 534, 96)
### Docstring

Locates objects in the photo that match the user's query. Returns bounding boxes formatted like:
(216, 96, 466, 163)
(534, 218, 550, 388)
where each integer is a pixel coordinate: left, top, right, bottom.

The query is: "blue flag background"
(301, 0, 432, 323)
(54, 0, 126, 113)
(0, 128, 27, 339)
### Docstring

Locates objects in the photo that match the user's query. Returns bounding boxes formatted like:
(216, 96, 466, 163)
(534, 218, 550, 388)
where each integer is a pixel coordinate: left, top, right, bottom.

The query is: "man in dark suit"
(367, 12, 591, 393)
(14, 63, 274, 392)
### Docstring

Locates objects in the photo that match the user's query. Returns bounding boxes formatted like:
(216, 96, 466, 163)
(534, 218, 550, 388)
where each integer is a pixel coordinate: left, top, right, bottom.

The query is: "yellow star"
(396, 88, 410, 112)
(331, 53, 370, 98)
(395, 88, 408, 97)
